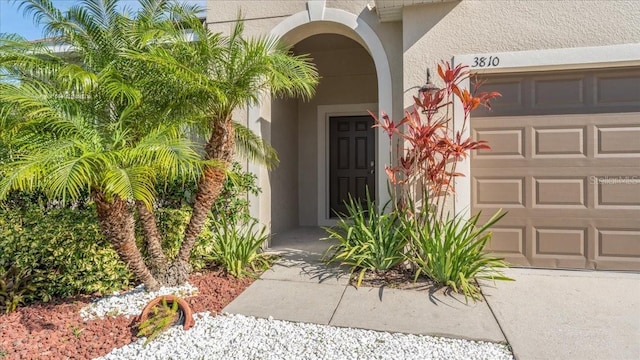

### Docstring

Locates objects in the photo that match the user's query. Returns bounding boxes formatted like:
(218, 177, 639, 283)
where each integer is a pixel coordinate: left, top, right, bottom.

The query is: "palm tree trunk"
(94, 192, 160, 291)
(135, 201, 169, 276)
(169, 117, 235, 285)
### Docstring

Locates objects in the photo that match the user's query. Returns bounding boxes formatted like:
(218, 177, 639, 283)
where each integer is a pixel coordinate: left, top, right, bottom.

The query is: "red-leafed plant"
(370, 62, 501, 220)
(368, 62, 512, 301)
(323, 62, 512, 300)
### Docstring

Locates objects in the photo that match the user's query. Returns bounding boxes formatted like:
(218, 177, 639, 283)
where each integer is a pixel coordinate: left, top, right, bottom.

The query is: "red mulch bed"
(0, 270, 254, 360)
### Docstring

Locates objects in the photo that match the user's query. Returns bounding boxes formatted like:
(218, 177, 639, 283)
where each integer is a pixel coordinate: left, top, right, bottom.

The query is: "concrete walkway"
(223, 228, 640, 360)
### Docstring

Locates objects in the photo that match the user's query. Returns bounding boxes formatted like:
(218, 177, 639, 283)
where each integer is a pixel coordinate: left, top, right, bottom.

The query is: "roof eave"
(373, 0, 461, 23)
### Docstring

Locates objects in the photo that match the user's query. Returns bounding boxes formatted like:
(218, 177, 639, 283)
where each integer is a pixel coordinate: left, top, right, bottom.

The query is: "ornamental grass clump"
(405, 206, 511, 301)
(0, 265, 36, 314)
(206, 216, 272, 278)
(323, 192, 409, 287)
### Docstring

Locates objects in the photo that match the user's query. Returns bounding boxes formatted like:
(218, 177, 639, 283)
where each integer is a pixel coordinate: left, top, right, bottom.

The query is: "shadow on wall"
(402, 1, 459, 52)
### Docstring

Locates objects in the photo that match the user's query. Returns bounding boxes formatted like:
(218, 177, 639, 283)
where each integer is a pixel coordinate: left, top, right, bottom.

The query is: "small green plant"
(137, 299, 180, 346)
(323, 193, 409, 287)
(0, 347, 7, 359)
(0, 265, 37, 313)
(105, 308, 121, 317)
(206, 216, 271, 278)
(70, 325, 84, 339)
(406, 209, 512, 302)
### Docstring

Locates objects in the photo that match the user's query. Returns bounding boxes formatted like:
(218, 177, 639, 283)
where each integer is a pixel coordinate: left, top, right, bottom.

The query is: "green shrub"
(0, 162, 262, 308)
(323, 194, 409, 287)
(0, 265, 36, 313)
(205, 216, 271, 278)
(156, 162, 259, 225)
(147, 162, 261, 271)
(406, 210, 512, 301)
(212, 162, 260, 225)
(0, 207, 132, 304)
(142, 208, 215, 271)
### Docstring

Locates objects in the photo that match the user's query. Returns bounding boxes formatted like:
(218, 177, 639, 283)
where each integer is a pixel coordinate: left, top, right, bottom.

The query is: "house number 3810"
(472, 56, 500, 68)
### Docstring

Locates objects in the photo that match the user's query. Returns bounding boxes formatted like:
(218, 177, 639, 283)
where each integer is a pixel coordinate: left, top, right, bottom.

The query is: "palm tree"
(0, 0, 206, 290)
(130, 11, 319, 283)
(1, 0, 319, 288)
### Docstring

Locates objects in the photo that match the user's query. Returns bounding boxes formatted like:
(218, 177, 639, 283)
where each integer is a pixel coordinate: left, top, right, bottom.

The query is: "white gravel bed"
(95, 312, 513, 360)
(80, 283, 198, 319)
(86, 284, 513, 359)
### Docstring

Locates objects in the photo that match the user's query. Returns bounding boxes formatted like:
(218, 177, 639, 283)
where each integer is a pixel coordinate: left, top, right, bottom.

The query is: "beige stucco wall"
(207, 1, 395, 230)
(270, 97, 299, 233)
(402, 0, 640, 102)
(206, 0, 640, 230)
(207, 0, 402, 116)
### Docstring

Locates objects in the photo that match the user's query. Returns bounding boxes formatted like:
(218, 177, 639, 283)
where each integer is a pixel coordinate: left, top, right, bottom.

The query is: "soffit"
(373, 0, 459, 22)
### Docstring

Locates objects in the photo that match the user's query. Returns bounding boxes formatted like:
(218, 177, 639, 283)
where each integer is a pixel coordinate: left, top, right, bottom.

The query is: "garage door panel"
(596, 228, 640, 271)
(473, 177, 525, 207)
(534, 178, 586, 207)
(485, 225, 530, 267)
(535, 228, 586, 256)
(597, 229, 640, 258)
(474, 128, 524, 158)
(485, 79, 524, 106)
(597, 182, 640, 208)
(595, 72, 640, 106)
(533, 76, 585, 110)
(487, 226, 525, 254)
(471, 68, 640, 271)
(534, 127, 586, 157)
(596, 125, 640, 156)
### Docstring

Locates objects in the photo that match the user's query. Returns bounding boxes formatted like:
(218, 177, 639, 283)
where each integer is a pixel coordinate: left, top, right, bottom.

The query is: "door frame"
(317, 103, 377, 226)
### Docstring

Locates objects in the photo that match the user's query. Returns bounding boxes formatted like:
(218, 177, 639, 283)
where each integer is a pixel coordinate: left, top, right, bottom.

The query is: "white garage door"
(471, 67, 640, 270)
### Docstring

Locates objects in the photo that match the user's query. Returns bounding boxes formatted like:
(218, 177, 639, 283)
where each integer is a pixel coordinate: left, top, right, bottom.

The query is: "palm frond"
(268, 49, 319, 100)
(131, 127, 206, 181)
(102, 165, 156, 207)
(16, 0, 66, 39)
(0, 155, 48, 199)
(234, 122, 279, 169)
(46, 151, 104, 202)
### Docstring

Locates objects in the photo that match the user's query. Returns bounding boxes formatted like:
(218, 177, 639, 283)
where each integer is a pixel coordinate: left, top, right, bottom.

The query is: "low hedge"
(0, 207, 132, 303)
(0, 206, 220, 306)
(0, 163, 259, 309)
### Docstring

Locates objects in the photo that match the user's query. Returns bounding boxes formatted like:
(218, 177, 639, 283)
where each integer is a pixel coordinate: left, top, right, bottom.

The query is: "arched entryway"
(270, 33, 379, 234)
(245, 6, 393, 245)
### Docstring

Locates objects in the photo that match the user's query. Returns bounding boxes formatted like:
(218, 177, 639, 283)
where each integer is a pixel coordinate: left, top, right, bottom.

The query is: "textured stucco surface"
(207, 1, 390, 229)
(402, 0, 640, 103)
(270, 97, 299, 234)
(206, 0, 640, 229)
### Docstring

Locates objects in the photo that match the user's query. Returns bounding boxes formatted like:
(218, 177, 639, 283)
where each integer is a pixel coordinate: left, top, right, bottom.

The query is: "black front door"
(329, 115, 376, 217)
